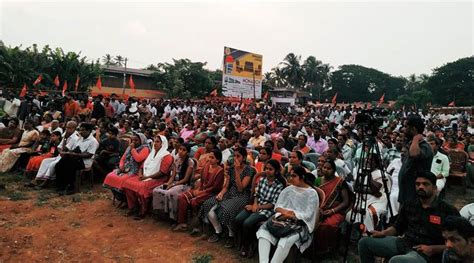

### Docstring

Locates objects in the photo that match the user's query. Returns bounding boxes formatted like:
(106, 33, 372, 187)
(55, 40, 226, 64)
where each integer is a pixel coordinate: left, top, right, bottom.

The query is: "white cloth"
(35, 132, 80, 180)
(143, 135, 169, 178)
(72, 133, 99, 169)
(431, 151, 450, 193)
(35, 156, 61, 180)
(460, 203, 474, 226)
(387, 158, 402, 217)
(3, 98, 21, 117)
(347, 170, 389, 232)
(257, 185, 319, 254)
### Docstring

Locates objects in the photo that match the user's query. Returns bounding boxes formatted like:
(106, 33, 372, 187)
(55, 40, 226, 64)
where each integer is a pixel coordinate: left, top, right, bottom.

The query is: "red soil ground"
(0, 186, 246, 263)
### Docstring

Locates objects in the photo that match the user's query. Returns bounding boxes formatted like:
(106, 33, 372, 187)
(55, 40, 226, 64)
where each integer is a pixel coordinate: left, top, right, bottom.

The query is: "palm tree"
(114, 55, 124, 67)
(102, 54, 115, 66)
(280, 53, 303, 89)
(303, 56, 331, 100)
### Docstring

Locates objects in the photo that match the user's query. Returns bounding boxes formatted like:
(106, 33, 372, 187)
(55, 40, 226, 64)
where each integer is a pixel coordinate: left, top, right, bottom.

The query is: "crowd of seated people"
(1, 91, 473, 262)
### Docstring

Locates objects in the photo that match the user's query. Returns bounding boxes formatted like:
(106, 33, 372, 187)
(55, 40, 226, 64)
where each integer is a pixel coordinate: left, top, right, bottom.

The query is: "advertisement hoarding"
(222, 47, 262, 99)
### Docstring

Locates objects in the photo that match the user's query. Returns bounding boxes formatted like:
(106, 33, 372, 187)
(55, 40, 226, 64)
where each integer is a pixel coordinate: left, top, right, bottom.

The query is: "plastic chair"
(304, 153, 321, 168)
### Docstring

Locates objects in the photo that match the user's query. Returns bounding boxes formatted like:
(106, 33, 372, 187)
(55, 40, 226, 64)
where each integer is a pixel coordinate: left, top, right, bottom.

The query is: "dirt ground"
(0, 172, 472, 263)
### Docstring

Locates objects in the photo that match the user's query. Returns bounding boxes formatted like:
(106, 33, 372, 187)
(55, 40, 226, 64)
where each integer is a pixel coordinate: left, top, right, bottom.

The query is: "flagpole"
(122, 58, 127, 96)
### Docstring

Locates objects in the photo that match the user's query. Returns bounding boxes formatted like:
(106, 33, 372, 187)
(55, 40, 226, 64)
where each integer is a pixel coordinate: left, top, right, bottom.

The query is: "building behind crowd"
(90, 65, 166, 99)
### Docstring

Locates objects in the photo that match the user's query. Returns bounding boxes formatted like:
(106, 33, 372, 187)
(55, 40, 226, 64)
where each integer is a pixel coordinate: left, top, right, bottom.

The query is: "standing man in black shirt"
(398, 115, 433, 205)
(358, 171, 459, 262)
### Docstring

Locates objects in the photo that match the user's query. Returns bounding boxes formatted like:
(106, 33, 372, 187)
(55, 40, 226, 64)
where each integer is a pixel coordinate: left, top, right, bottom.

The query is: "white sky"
(1, 0, 473, 77)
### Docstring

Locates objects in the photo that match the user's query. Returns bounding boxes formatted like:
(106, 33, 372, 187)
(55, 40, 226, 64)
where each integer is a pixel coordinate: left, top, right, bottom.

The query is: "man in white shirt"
(427, 136, 450, 193)
(55, 123, 99, 195)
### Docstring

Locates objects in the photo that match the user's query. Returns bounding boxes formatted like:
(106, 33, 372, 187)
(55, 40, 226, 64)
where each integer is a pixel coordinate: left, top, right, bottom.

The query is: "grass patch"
(5, 190, 29, 201)
(192, 253, 214, 263)
(34, 191, 54, 207)
(0, 172, 25, 184)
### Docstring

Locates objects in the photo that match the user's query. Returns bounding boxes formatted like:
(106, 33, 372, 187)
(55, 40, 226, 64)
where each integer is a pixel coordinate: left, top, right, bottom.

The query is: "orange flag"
(96, 76, 102, 90)
(129, 75, 136, 93)
(75, 75, 80, 91)
(378, 93, 385, 106)
(19, 84, 27, 97)
(331, 93, 338, 105)
(54, 75, 60, 87)
(62, 81, 68, 96)
(210, 89, 217, 97)
(448, 101, 455, 107)
(33, 74, 42, 85)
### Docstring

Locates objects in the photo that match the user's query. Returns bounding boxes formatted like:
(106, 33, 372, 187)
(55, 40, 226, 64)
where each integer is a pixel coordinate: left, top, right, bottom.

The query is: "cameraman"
(347, 154, 388, 233)
(398, 115, 433, 205)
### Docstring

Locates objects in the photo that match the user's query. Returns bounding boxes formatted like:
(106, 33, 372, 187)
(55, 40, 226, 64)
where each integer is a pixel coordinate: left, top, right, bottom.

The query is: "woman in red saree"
(314, 160, 350, 254)
(173, 149, 224, 232)
(122, 135, 173, 219)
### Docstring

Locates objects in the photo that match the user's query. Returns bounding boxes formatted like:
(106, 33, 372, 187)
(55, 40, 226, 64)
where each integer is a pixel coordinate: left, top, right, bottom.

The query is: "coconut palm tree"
(280, 53, 303, 89)
(114, 55, 124, 67)
(102, 54, 115, 66)
(303, 56, 331, 100)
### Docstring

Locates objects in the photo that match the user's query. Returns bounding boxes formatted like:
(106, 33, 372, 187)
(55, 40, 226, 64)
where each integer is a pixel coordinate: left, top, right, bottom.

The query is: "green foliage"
(424, 57, 474, 106)
(331, 65, 405, 103)
(149, 59, 216, 99)
(192, 253, 214, 263)
(0, 43, 102, 95)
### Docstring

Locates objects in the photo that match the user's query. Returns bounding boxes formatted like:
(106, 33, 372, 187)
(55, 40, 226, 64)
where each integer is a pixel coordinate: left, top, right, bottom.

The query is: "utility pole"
(122, 57, 127, 96)
(253, 69, 256, 103)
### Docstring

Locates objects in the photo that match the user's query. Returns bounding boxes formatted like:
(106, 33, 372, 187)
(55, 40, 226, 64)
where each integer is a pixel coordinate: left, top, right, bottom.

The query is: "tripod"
(342, 133, 393, 262)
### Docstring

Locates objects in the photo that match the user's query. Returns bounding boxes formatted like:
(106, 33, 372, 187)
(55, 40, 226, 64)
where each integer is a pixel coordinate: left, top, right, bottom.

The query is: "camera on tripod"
(355, 109, 388, 135)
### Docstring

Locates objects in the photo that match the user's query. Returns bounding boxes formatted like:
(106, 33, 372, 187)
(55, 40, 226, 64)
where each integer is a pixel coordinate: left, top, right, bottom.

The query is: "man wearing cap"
(358, 171, 459, 262)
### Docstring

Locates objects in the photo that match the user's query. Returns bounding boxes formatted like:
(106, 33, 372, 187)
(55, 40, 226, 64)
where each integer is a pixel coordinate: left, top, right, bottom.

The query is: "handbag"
(265, 215, 304, 238)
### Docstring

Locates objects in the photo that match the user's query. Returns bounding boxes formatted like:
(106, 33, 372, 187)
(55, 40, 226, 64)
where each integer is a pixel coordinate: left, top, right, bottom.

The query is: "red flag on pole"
(210, 89, 217, 97)
(19, 84, 27, 97)
(54, 75, 60, 87)
(96, 76, 102, 90)
(448, 101, 455, 107)
(33, 74, 42, 85)
(62, 81, 68, 96)
(331, 93, 338, 105)
(263, 91, 269, 100)
(129, 75, 136, 93)
(378, 93, 385, 106)
(75, 75, 80, 92)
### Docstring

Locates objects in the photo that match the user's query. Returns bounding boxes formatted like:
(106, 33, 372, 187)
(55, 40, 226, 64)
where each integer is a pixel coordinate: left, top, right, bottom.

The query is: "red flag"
(96, 76, 102, 90)
(33, 74, 42, 85)
(210, 89, 217, 97)
(448, 101, 455, 107)
(19, 84, 27, 97)
(54, 75, 60, 87)
(62, 81, 68, 96)
(263, 91, 269, 100)
(75, 75, 80, 91)
(331, 93, 338, 105)
(129, 75, 136, 93)
(378, 93, 385, 106)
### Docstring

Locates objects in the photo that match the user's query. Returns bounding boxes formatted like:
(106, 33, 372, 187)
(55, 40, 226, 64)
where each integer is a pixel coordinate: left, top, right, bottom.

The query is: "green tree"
(114, 55, 124, 67)
(330, 65, 405, 103)
(302, 56, 331, 101)
(424, 57, 474, 106)
(280, 53, 304, 89)
(102, 54, 115, 66)
(0, 44, 101, 94)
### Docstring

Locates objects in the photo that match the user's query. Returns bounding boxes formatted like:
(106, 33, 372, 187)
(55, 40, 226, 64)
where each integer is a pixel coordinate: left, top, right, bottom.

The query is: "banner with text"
(222, 47, 262, 99)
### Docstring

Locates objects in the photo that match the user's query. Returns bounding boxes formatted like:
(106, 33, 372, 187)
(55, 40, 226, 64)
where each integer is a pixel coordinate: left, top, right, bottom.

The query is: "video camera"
(355, 109, 389, 135)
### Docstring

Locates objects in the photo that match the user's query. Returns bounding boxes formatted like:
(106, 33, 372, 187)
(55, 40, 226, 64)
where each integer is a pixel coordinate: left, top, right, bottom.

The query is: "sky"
(1, 0, 472, 77)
